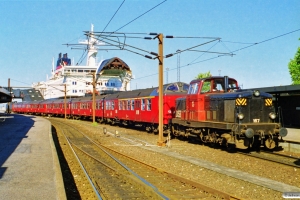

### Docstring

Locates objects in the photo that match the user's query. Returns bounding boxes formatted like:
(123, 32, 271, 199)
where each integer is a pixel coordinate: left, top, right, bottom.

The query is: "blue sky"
(0, 0, 299, 90)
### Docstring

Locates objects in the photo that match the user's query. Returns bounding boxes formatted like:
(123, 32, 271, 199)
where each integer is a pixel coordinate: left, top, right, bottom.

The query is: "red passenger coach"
(102, 82, 189, 133)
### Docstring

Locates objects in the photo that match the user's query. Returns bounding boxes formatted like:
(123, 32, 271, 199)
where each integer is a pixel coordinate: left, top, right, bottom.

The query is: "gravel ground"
(52, 118, 300, 200)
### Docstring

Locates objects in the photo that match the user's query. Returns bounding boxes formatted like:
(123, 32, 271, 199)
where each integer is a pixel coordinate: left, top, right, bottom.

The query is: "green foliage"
(288, 39, 300, 85)
(202, 81, 211, 92)
(195, 71, 212, 79)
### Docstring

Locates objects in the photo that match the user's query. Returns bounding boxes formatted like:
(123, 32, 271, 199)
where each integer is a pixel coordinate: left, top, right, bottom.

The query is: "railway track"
(238, 150, 300, 168)
(50, 118, 241, 200)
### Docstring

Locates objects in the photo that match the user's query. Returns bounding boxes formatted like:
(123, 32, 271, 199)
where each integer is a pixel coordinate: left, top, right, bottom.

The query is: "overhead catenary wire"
(73, 0, 167, 65)
(100, 0, 125, 35)
(132, 28, 300, 81)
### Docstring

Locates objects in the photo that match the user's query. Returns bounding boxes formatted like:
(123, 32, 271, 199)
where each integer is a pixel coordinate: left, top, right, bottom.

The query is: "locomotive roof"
(104, 82, 189, 100)
(209, 89, 273, 99)
(13, 82, 189, 104)
(190, 76, 237, 83)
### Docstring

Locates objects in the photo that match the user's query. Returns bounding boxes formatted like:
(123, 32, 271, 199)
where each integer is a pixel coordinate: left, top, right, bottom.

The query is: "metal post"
(177, 50, 180, 82)
(7, 78, 10, 113)
(157, 34, 165, 146)
(166, 67, 169, 84)
(64, 84, 67, 119)
(92, 73, 96, 124)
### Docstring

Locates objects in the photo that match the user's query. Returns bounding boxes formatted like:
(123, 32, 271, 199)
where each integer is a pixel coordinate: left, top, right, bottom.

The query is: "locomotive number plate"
(253, 119, 260, 123)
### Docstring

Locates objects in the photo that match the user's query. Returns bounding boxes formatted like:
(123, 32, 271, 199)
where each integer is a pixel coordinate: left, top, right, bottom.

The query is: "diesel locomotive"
(171, 76, 287, 149)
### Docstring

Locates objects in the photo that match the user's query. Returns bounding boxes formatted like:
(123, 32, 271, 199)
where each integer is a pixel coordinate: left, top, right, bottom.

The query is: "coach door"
(135, 99, 142, 121)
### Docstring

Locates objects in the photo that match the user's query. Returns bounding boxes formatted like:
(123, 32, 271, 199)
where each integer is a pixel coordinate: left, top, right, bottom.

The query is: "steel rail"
(237, 151, 300, 168)
(53, 122, 103, 200)
(51, 118, 241, 200)
(52, 119, 169, 199)
(98, 141, 241, 200)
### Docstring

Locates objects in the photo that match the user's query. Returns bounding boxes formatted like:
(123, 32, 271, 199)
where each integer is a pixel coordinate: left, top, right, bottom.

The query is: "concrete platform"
(280, 128, 300, 153)
(0, 114, 66, 200)
(284, 128, 300, 142)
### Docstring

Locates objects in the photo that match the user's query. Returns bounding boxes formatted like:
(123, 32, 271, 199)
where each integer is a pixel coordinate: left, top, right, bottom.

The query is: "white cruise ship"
(32, 25, 133, 99)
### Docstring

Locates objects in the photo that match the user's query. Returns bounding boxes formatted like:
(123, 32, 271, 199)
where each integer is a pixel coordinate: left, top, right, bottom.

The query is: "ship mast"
(88, 24, 97, 67)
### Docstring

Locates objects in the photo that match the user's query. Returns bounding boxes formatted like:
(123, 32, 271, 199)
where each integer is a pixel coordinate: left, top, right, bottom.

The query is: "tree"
(288, 39, 300, 85)
(195, 71, 212, 79)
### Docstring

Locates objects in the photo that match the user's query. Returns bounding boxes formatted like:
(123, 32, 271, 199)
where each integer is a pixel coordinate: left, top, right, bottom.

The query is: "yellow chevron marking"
(236, 98, 247, 106)
(265, 98, 272, 106)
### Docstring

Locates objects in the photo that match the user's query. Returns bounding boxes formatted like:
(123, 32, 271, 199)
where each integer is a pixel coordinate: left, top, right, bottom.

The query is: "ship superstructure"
(32, 25, 133, 99)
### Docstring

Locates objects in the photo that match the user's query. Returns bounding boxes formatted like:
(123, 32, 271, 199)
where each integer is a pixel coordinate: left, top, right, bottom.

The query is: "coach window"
(183, 84, 189, 91)
(106, 101, 109, 110)
(122, 101, 125, 110)
(167, 84, 178, 91)
(131, 99, 134, 110)
(147, 99, 151, 111)
(112, 101, 115, 110)
(141, 99, 145, 111)
(119, 101, 122, 110)
(127, 100, 130, 110)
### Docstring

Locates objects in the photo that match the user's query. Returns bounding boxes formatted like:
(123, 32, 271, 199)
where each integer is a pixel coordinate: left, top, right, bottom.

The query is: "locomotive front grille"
(241, 98, 272, 123)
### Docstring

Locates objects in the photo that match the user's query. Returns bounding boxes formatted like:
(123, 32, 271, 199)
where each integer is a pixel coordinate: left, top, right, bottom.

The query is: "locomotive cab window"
(200, 81, 211, 93)
(188, 82, 199, 94)
(212, 80, 224, 92)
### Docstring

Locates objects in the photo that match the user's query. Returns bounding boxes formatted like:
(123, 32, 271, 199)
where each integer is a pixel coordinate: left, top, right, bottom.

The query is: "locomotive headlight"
(253, 90, 260, 97)
(269, 112, 276, 119)
(237, 113, 244, 120)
